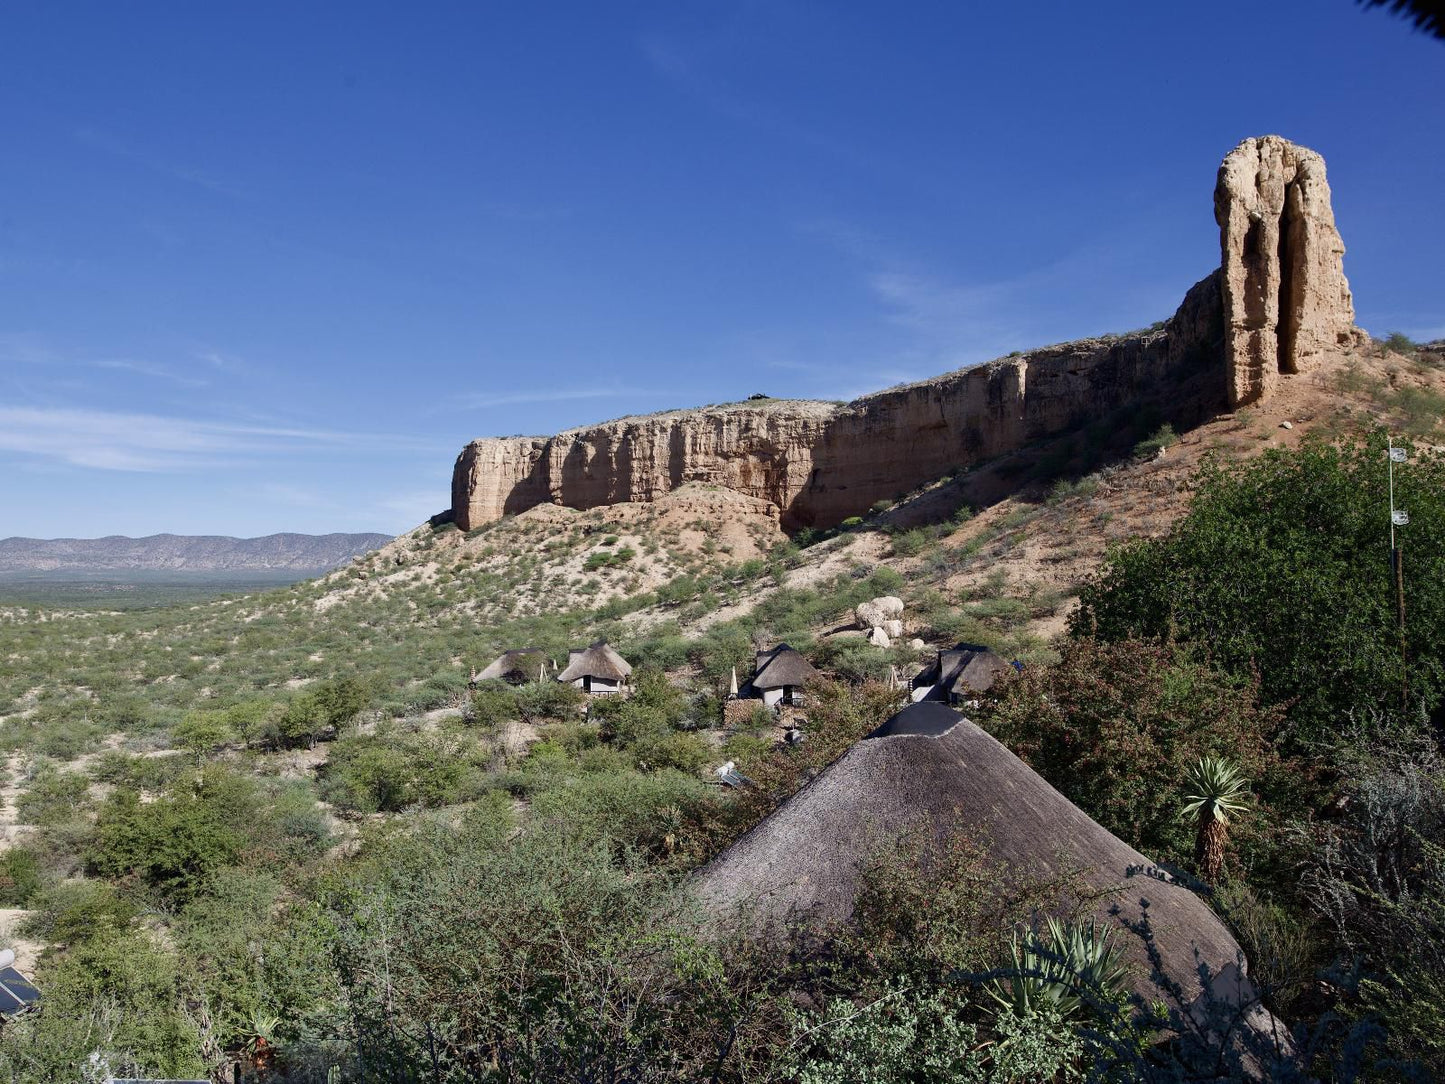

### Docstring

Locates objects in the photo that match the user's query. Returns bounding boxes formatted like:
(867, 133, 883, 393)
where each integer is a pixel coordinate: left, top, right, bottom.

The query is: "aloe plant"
(989, 917, 1129, 1021)
(1181, 755, 1251, 883)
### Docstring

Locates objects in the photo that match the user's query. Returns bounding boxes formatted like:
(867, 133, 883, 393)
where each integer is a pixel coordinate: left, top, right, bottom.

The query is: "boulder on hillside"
(855, 595, 906, 631)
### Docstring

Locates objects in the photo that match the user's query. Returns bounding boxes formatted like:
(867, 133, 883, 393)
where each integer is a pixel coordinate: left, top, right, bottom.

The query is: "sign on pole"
(1389, 447, 1407, 463)
(1393, 510, 1410, 527)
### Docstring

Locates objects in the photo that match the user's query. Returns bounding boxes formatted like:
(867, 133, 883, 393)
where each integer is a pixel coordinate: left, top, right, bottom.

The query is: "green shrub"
(515, 678, 585, 722)
(86, 750, 189, 792)
(171, 710, 233, 762)
(273, 676, 372, 748)
(0, 927, 205, 1080)
(320, 729, 472, 814)
(1132, 423, 1178, 459)
(468, 680, 520, 728)
(0, 849, 43, 907)
(811, 638, 893, 683)
(980, 638, 1281, 866)
(1075, 435, 1445, 744)
(16, 765, 91, 827)
(1383, 331, 1418, 355)
(783, 982, 982, 1084)
(21, 880, 139, 945)
(86, 769, 259, 903)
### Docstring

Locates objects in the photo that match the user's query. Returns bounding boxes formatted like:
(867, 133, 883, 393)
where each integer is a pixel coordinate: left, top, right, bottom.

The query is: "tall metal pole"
(1389, 444, 1396, 551)
(1389, 441, 1409, 709)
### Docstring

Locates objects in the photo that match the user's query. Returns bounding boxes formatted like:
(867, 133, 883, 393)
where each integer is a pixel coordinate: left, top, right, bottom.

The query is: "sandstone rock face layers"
(452, 406, 833, 530)
(451, 437, 551, 528)
(1215, 135, 1359, 407)
(452, 275, 1223, 532)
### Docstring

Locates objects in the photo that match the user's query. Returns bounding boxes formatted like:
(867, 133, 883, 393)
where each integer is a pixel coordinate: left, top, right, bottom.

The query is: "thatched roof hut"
(751, 644, 819, 691)
(912, 642, 1012, 701)
(557, 640, 633, 686)
(476, 647, 550, 685)
(690, 703, 1251, 1010)
(746, 643, 819, 708)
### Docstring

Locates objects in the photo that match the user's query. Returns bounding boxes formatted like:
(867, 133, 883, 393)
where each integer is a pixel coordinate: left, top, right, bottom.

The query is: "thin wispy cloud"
(197, 351, 242, 371)
(0, 407, 433, 472)
(75, 127, 249, 199)
(868, 270, 1014, 342)
(457, 387, 651, 410)
(479, 200, 574, 224)
(0, 333, 60, 366)
(377, 489, 449, 527)
(636, 29, 850, 155)
(93, 359, 209, 388)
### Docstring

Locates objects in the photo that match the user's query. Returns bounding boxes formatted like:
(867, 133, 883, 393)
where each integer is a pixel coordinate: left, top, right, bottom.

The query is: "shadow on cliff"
(863, 322, 1230, 533)
(782, 278, 1230, 536)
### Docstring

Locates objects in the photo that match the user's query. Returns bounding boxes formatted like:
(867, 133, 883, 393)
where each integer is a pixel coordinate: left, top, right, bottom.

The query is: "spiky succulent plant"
(1181, 755, 1251, 883)
(989, 917, 1129, 1021)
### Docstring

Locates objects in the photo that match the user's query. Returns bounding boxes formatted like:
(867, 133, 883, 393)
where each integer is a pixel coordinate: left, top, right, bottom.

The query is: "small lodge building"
(474, 647, 551, 686)
(558, 640, 633, 696)
(747, 643, 819, 708)
(910, 642, 1012, 706)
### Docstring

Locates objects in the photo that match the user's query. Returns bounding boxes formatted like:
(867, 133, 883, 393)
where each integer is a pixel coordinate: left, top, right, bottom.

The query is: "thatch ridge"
(915, 642, 1012, 697)
(691, 708, 1249, 1009)
(752, 643, 819, 690)
(557, 640, 633, 683)
(477, 647, 549, 682)
(865, 700, 961, 738)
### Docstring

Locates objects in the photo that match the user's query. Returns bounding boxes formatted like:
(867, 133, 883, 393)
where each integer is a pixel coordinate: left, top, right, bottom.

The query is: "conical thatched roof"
(557, 640, 633, 683)
(914, 642, 1013, 697)
(477, 647, 549, 682)
(752, 643, 819, 690)
(691, 703, 1248, 1008)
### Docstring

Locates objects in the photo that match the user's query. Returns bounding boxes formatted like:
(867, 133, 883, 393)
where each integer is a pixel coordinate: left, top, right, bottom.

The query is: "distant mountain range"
(0, 533, 392, 573)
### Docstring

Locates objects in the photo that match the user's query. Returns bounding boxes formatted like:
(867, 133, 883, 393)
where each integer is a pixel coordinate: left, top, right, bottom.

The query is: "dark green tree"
(980, 637, 1280, 865)
(1073, 434, 1445, 745)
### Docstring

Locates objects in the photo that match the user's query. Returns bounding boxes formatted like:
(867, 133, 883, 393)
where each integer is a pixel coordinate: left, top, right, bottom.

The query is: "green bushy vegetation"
(1, 432, 1442, 1077)
(1074, 434, 1445, 743)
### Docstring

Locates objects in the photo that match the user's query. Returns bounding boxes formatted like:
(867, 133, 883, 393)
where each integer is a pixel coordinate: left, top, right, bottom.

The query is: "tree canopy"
(1073, 434, 1445, 744)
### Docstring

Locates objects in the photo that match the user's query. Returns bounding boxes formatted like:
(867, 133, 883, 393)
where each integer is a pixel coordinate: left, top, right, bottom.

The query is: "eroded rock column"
(1215, 135, 1360, 407)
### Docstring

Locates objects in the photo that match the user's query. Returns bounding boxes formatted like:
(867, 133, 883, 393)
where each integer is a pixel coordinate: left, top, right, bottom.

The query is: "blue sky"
(2, 1, 1442, 537)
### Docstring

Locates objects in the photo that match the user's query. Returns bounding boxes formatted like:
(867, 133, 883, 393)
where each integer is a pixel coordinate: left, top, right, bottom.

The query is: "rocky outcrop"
(1215, 135, 1363, 407)
(453, 136, 1363, 531)
(454, 272, 1224, 532)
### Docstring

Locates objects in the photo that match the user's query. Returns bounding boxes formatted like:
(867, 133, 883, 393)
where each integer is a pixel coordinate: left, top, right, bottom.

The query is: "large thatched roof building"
(475, 647, 550, 686)
(557, 640, 633, 695)
(691, 703, 1251, 1011)
(748, 643, 819, 707)
(911, 642, 1013, 704)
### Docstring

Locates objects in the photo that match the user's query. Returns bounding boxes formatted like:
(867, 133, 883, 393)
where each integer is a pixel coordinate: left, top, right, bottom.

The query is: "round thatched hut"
(691, 702, 1255, 1014)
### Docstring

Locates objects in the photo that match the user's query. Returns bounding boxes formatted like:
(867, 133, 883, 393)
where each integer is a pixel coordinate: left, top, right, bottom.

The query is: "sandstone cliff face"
(1215, 135, 1362, 407)
(453, 273, 1223, 532)
(453, 135, 1360, 531)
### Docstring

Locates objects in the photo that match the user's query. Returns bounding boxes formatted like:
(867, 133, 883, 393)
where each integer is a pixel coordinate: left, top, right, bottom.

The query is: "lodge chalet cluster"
(471, 634, 1015, 721)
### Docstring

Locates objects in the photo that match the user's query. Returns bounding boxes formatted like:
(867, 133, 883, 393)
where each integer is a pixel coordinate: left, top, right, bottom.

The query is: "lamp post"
(1388, 441, 1408, 708)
